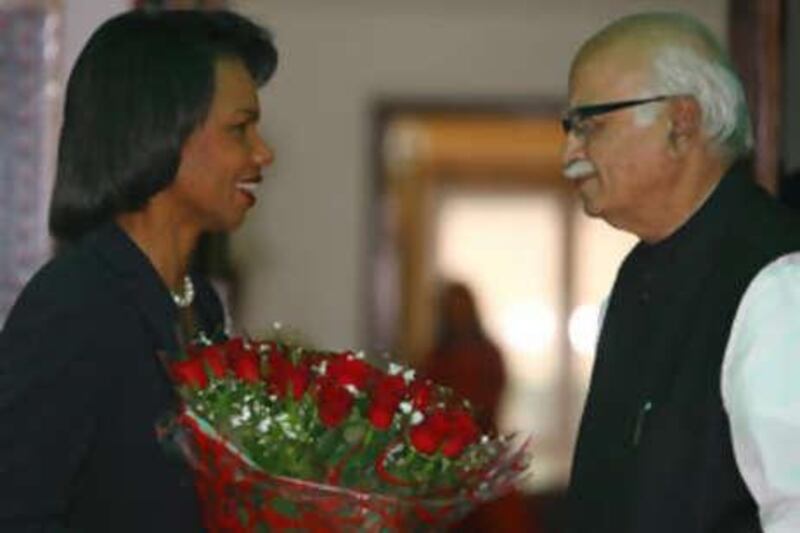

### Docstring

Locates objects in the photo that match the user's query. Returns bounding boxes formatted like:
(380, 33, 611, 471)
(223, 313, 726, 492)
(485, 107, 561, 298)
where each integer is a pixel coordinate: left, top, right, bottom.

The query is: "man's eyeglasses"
(561, 95, 672, 135)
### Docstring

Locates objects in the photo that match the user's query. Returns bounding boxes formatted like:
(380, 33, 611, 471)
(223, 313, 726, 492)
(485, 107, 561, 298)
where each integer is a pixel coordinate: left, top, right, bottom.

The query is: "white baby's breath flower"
(196, 330, 213, 346)
(257, 418, 271, 433)
(410, 411, 424, 425)
(388, 363, 403, 376)
(316, 360, 328, 376)
(385, 442, 405, 462)
(230, 415, 244, 428)
(354, 350, 366, 360)
(402, 368, 416, 383)
(399, 401, 412, 414)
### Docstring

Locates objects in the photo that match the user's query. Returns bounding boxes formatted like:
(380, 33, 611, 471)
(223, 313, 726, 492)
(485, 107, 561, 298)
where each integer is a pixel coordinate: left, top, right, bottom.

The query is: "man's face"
(561, 49, 677, 234)
(169, 58, 274, 234)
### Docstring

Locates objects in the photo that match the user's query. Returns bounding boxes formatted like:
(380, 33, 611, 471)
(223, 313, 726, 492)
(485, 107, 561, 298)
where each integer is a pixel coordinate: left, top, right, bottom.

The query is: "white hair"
(642, 46, 753, 159)
(577, 12, 754, 161)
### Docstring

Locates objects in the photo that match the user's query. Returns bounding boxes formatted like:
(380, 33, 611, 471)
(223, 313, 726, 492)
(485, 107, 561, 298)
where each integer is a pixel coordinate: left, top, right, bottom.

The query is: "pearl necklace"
(171, 275, 195, 308)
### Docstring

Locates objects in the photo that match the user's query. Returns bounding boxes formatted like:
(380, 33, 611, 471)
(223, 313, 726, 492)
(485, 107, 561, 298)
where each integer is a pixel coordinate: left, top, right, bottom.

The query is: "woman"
(0, 9, 277, 532)
(423, 282, 534, 532)
(423, 282, 506, 431)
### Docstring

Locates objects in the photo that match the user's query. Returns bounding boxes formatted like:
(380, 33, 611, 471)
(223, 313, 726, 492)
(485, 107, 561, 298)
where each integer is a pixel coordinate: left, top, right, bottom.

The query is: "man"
(562, 12, 800, 533)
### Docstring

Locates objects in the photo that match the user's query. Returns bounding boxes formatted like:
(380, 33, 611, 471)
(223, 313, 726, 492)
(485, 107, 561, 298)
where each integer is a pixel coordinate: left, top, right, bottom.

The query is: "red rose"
(224, 337, 248, 356)
(373, 374, 406, 406)
(409, 410, 449, 455)
(440, 435, 472, 458)
(440, 409, 480, 458)
(171, 358, 209, 389)
(317, 383, 353, 428)
(197, 345, 227, 379)
(225, 337, 261, 383)
(449, 409, 479, 441)
(367, 402, 395, 430)
(326, 353, 373, 389)
(409, 423, 440, 454)
(363, 374, 407, 430)
(265, 348, 312, 399)
(427, 410, 451, 436)
(229, 349, 261, 384)
(407, 379, 433, 410)
(265, 351, 292, 397)
(288, 360, 311, 400)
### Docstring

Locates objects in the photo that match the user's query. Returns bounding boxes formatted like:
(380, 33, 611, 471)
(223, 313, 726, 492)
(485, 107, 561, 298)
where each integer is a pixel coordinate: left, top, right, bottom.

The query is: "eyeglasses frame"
(561, 95, 675, 135)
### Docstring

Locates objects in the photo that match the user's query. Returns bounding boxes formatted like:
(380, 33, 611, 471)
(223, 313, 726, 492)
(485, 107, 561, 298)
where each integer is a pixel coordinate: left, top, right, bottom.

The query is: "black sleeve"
(0, 301, 111, 531)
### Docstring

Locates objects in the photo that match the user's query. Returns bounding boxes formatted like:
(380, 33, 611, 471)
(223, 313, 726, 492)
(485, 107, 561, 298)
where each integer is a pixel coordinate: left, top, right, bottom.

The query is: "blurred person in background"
(424, 281, 506, 431)
(423, 281, 534, 533)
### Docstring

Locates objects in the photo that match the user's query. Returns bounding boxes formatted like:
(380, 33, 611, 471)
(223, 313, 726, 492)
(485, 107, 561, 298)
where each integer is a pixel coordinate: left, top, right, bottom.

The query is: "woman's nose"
(253, 134, 274, 167)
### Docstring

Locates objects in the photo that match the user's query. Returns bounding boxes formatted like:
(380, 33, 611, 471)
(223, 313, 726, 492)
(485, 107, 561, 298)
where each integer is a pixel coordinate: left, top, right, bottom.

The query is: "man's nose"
(561, 130, 586, 171)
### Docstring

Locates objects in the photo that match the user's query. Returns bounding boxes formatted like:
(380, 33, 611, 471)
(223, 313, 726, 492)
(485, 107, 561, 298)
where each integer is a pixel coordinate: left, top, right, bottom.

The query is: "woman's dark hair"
(49, 9, 278, 243)
(434, 281, 488, 346)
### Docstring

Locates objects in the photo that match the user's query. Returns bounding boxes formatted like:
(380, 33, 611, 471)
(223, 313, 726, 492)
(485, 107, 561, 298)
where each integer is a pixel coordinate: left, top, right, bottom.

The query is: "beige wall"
(63, 1, 128, 76)
(230, 0, 726, 350)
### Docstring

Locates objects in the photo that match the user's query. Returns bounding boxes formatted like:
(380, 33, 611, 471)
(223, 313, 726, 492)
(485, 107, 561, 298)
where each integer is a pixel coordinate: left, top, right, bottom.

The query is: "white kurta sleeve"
(722, 253, 800, 533)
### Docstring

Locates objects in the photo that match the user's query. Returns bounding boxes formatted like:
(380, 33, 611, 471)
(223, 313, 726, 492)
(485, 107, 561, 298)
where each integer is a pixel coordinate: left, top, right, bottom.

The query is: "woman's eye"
(230, 122, 248, 134)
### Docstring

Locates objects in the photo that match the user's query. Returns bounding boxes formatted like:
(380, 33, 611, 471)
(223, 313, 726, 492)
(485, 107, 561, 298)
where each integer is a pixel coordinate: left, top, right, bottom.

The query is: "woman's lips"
(236, 179, 261, 205)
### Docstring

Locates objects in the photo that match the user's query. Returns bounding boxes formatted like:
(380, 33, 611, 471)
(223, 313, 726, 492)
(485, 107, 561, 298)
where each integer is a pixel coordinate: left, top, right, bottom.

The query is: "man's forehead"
(569, 72, 645, 108)
(568, 47, 650, 104)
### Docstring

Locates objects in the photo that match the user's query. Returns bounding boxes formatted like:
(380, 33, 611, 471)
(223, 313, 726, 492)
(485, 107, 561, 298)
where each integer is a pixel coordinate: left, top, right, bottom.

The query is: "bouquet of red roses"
(159, 332, 530, 532)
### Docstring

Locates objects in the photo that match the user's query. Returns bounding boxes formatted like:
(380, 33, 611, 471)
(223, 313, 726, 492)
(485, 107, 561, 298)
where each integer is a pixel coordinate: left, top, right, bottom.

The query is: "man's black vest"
(567, 163, 800, 533)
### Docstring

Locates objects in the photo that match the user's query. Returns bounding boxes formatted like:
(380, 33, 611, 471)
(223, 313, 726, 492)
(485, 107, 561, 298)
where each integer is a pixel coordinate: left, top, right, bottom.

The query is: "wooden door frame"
(729, 0, 785, 194)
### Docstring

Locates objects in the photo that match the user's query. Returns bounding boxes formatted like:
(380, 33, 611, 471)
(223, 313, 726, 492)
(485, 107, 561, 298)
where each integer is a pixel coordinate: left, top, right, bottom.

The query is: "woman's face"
(169, 58, 273, 233)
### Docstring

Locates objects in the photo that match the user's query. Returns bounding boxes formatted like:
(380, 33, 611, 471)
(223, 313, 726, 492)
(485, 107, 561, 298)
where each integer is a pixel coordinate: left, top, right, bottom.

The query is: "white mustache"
(563, 160, 597, 180)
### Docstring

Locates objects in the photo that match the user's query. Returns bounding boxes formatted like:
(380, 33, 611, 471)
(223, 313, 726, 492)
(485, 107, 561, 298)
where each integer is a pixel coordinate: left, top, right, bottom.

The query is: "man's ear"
(668, 96, 701, 148)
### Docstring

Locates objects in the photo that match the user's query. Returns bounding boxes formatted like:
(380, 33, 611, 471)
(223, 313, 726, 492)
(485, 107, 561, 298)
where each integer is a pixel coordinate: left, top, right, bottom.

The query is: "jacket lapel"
(88, 223, 181, 355)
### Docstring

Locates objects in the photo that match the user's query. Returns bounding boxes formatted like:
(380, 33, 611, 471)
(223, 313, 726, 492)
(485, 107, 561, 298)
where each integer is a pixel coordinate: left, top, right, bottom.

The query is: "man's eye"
(576, 118, 601, 137)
